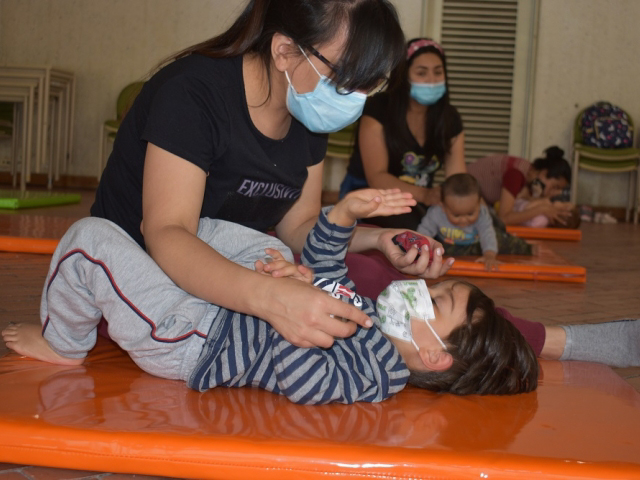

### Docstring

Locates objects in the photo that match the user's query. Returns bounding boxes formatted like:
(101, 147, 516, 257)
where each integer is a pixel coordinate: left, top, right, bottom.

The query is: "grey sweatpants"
(41, 217, 292, 381)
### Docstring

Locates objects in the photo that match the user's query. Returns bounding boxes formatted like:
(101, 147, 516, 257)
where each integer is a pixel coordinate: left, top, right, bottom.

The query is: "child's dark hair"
(408, 283, 539, 395)
(169, 0, 405, 96)
(440, 173, 480, 202)
(532, 146, 571, 184)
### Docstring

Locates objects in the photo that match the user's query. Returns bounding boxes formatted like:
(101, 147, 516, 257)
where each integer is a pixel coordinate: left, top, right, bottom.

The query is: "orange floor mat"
(0, 338, 638, 479)
(0, 236, 588, 283)
(0, 214, 75, 254)
(446, 242, 587, 283)
(506, 226, 582, 241)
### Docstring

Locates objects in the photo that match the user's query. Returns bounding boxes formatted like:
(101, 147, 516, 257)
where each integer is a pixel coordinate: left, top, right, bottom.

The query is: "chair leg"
(98, 125, 106, 181)
(635, 167, 640, 225)
(626, 171, 633, 223)
(570, 150, 580, 205)
(19, 101, 28, 193)
(11, 103, 18, 187)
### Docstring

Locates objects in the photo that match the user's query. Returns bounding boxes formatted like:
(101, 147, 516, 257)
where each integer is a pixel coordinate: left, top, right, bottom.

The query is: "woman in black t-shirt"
(341, 38, 466, 229)
(89, 2, 454, 351)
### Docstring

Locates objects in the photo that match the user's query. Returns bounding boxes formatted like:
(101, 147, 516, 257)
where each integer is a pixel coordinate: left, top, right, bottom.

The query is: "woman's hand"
(376, 229, 454, 279)
(255, 248, 313, 284)
(542, 199, 573, 225)
(260, 278, 373, 348)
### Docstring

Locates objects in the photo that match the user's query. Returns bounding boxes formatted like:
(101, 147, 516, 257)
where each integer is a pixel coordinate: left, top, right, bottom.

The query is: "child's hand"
(328, 188, 416, 227)
(254, 248, 313, 285)
(476, 251, 500, 271)
(378, 229, 454, 279)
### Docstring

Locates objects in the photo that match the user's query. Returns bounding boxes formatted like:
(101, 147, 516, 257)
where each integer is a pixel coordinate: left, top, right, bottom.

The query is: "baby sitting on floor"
(417, 173, 533, 270)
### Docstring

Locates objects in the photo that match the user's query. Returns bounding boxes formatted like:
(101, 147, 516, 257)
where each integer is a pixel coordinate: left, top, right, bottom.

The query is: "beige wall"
(529, 0, 640, 206)
(0, 0, 243, 177)
(2, 0, 637, 207)
(0, 0, 422, 180)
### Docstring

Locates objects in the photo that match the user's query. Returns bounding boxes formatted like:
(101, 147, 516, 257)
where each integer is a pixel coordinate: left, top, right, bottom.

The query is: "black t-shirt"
(346, 92, 463, 188)
(91, 54, 327, 248)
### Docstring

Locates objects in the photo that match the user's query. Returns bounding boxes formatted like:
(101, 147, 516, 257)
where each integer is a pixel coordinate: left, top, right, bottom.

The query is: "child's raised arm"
(327, 189, 416, 227)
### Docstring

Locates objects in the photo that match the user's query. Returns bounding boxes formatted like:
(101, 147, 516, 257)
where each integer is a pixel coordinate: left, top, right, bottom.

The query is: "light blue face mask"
(410, 81, 446, 106)
(285, 47, 367, 133)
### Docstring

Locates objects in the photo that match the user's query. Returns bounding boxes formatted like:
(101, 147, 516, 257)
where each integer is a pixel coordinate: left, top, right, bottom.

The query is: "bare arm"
(444, 132, 466, 177)
(358, 115, 440, 205)
(142, 144, 256, 310)
(142, 144, 371, 348)
(274, 161, 324, 253)
(497, 187, 569, 226)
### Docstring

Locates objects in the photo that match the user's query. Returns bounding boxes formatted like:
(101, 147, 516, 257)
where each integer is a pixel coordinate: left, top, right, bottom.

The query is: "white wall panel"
(530, 0, 640, 207)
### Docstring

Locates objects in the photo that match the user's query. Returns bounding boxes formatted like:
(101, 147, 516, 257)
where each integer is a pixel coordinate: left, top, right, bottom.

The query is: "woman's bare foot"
(2, 323, 84, 366)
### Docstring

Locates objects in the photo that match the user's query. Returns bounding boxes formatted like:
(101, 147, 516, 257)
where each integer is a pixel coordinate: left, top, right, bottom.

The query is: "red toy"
(392, 231, 434, 265)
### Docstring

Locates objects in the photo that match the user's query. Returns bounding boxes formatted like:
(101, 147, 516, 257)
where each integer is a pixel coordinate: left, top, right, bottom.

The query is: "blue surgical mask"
(410, 81, 446, 106)
(285, 47, 366, 133)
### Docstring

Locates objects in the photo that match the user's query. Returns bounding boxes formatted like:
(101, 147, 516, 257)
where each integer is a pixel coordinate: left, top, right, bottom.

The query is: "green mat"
(0, 190, 82, 209)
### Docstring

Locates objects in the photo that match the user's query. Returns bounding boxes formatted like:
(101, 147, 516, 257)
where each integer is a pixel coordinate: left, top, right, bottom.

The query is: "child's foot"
(1, 323, 84, 366)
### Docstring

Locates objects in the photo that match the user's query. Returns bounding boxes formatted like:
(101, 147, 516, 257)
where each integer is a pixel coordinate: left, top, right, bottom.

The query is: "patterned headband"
(407, 39, 444, 59)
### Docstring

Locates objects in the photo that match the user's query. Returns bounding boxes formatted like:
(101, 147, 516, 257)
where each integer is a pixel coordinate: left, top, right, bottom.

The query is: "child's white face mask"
(376, 280, 447, 351)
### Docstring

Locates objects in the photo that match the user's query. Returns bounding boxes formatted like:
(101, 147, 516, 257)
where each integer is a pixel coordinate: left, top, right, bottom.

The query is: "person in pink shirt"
(467, 146, 577, 228)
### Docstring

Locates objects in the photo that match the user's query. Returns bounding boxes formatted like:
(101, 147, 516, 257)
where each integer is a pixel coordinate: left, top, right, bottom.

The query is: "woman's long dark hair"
(383, 37, 459, 165)
(168, 0, 405, 95)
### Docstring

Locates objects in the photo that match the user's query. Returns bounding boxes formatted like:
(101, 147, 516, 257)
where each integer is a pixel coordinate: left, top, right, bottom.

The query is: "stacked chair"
(0, 65, 75, 192)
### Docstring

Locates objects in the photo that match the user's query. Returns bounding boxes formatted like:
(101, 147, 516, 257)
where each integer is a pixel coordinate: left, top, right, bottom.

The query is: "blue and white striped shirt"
(188, 208, 409, 404)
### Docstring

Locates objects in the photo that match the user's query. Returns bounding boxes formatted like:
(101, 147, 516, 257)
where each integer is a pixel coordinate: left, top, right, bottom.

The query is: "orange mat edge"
(506, 226, 582, 241)
(446, 260, 587, 283)
(1, 425, 638, 480)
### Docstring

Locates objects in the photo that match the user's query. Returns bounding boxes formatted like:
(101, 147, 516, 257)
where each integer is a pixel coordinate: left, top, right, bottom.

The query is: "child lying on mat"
(2, 189, 538, 404)
(417, 173, 533, 270)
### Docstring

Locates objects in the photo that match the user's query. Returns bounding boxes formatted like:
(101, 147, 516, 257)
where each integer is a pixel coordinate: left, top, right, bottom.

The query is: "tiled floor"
(0, 188, 639, 479)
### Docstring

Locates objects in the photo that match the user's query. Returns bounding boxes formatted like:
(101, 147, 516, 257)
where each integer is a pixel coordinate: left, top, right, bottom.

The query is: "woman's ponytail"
(544, 145, 565, 162)
(533, 145, 571, 182)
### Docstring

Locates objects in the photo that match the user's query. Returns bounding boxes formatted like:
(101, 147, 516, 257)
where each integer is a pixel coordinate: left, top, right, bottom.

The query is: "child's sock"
(559, 319, 640, 367)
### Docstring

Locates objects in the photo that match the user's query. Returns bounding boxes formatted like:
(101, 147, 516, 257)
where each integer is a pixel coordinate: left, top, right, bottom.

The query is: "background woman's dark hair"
(168, 0, 405, 96)
(381, 37, 459, 166)
(532, 146, 572, 183)
(407, 283, 539, 395)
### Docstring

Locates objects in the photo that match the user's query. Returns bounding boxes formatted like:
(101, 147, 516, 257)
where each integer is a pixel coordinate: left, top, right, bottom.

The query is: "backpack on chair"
(579, 101, 634, 149)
